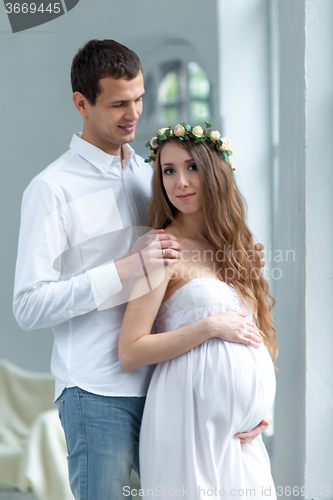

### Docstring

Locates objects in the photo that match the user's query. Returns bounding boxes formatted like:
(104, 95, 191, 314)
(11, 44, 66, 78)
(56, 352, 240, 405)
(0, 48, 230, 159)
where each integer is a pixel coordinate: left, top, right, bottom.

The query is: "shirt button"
(109, 291, 114, 296)
(79, 308, 83, 313)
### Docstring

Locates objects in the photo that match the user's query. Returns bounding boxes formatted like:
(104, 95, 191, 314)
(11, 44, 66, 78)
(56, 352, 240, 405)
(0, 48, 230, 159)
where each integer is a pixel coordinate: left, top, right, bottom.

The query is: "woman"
(119, 123, 277, 499)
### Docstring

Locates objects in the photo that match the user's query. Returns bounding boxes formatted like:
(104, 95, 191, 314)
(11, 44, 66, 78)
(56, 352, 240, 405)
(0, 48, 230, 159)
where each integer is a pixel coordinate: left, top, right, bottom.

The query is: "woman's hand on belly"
(234, 410, 273, 447)
(208, 311, 263, 348)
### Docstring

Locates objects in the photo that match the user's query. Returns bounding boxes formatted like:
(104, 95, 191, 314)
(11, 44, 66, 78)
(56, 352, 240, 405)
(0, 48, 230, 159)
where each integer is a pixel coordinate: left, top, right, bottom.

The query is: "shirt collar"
(122, 142, 136, 170)
(69, 133, 136, 173)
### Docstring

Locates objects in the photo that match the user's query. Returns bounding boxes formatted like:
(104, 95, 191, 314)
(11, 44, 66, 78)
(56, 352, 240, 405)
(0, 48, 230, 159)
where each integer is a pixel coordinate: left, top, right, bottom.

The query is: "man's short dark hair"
(71, 39, 142, 105)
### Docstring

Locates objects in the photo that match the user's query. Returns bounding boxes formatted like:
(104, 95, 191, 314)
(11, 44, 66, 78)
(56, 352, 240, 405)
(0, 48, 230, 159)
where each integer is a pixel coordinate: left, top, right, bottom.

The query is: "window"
(158, 60, 211, 125)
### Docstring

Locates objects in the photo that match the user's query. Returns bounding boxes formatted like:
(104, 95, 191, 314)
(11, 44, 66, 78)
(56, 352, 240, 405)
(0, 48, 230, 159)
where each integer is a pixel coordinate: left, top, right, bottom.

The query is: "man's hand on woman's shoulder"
(254, 242, 265, 267)
(115, 229, 182, 282)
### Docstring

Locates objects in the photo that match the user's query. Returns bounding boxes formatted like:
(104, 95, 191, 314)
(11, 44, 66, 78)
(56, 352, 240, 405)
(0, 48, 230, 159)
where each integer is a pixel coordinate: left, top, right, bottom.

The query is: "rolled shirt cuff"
(87, 261, 123, 308)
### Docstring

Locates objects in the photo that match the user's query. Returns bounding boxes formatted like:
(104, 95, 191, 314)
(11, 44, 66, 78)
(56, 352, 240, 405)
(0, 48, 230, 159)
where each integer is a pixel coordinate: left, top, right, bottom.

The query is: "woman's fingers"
(244, 339, 261, 349)
(244, 325, 263, 344)
(233, 314, 263, 348)
(244, 332, 263, 348)
(237, 315, 256, 335)
(215, 312, 263, 347)
(239, 335, 262, 348)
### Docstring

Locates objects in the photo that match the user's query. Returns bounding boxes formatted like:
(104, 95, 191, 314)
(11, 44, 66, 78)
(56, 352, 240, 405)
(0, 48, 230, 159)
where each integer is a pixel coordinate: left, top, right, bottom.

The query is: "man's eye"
(112, 103, 123, 108)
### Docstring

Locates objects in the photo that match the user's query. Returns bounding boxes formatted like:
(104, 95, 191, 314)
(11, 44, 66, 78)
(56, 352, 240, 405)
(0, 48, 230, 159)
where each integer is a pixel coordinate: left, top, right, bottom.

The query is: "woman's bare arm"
(118, 267, 262, 371)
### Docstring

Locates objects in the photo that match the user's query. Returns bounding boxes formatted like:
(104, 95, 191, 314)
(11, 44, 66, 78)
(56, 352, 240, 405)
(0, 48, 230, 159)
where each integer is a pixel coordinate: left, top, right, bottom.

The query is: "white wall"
(271, 0, 307, 490)
(304, 0, 333, 493)
(272, 0, 333, 496)
(218, 0, 273, 255)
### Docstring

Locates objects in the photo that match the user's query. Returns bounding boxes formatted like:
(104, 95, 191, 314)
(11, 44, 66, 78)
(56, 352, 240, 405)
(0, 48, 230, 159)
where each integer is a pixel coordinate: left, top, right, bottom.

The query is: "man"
(13, 39, 271, 499)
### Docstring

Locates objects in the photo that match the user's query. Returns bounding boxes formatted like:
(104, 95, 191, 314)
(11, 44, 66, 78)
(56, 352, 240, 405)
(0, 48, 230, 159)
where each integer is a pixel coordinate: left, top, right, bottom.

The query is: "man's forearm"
(14, 273, 96, 331)
(13, 261, 123, 331)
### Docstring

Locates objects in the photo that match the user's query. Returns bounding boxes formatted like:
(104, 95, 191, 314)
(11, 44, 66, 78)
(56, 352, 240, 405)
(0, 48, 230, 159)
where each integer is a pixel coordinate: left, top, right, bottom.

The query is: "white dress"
(139, 278, 276, 499)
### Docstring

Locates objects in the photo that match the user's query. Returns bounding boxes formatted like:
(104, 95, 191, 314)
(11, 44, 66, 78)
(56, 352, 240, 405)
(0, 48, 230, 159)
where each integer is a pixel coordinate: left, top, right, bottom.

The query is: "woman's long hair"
(147, 137, 278, 362)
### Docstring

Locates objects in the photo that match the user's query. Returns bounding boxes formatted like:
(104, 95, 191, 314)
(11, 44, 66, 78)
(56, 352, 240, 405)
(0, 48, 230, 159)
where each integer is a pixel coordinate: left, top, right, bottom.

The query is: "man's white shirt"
(13, 133, 154, 400)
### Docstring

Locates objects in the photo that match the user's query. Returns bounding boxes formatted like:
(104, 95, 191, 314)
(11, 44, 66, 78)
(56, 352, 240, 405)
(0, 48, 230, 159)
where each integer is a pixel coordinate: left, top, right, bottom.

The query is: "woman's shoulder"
(163, 225, 195, 249)
(163, 224, 178, 238)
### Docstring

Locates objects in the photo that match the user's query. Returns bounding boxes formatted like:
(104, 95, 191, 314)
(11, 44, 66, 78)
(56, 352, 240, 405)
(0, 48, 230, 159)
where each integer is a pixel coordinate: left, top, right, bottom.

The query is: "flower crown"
(145, 122, 234, 169)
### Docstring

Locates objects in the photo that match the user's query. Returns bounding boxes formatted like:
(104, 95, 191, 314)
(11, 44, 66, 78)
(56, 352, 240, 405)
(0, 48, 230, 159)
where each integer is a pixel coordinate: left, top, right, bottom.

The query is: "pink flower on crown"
(150, 137, 158, 148)
(174, 124, 186, 137)
(219, 137, 232, 151)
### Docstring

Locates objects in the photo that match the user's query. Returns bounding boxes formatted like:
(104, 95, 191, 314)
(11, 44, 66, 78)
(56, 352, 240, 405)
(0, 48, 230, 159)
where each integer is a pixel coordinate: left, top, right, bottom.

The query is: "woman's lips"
(176, 193, 195, 201)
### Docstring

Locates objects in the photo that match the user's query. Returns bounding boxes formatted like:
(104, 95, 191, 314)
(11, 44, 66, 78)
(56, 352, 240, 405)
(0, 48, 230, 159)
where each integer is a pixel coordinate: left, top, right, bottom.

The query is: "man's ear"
(72, 92, 90, 117)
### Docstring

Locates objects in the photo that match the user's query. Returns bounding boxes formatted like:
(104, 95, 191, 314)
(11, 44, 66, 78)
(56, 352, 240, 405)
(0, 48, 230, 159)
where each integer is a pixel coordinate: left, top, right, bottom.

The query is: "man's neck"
(81, 131, 122, 157)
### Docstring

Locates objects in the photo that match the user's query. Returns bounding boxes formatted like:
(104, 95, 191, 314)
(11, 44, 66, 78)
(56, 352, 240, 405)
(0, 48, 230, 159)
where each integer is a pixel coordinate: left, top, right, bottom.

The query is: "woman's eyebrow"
(161, 159, 195, 167)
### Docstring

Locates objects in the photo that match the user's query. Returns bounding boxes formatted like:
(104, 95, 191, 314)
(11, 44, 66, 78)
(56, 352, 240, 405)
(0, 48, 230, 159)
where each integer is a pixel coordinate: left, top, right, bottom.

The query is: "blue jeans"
(56, 387, 145, 500)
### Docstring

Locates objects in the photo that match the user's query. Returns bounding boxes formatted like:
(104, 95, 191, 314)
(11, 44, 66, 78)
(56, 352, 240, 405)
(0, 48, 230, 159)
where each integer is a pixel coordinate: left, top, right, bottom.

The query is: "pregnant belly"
(148, 338, 276, 435)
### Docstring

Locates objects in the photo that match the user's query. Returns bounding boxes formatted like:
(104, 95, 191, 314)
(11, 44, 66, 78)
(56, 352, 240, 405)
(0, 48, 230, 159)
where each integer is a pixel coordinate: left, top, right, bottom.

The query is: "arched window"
(158, 60, 211, 125)
(132, 39, 218, 158)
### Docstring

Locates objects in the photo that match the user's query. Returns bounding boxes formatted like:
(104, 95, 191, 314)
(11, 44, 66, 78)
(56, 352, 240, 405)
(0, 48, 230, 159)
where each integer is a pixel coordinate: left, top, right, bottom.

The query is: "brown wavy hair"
(147, 137, 278, 362)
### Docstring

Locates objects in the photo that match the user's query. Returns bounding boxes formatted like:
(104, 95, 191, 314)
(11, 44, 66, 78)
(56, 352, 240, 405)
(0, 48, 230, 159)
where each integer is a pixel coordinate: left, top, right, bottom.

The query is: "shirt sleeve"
(13, 178, 123, 331)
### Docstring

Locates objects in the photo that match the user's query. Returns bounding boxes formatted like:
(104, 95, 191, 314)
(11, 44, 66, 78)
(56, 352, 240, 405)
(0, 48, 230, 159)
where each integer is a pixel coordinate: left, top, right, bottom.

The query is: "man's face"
(82, 71, 145, 156)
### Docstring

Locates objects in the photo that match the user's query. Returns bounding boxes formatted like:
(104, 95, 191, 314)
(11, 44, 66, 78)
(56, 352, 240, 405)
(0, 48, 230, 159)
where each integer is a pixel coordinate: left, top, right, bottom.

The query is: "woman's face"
(160, 142, 202, 215)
